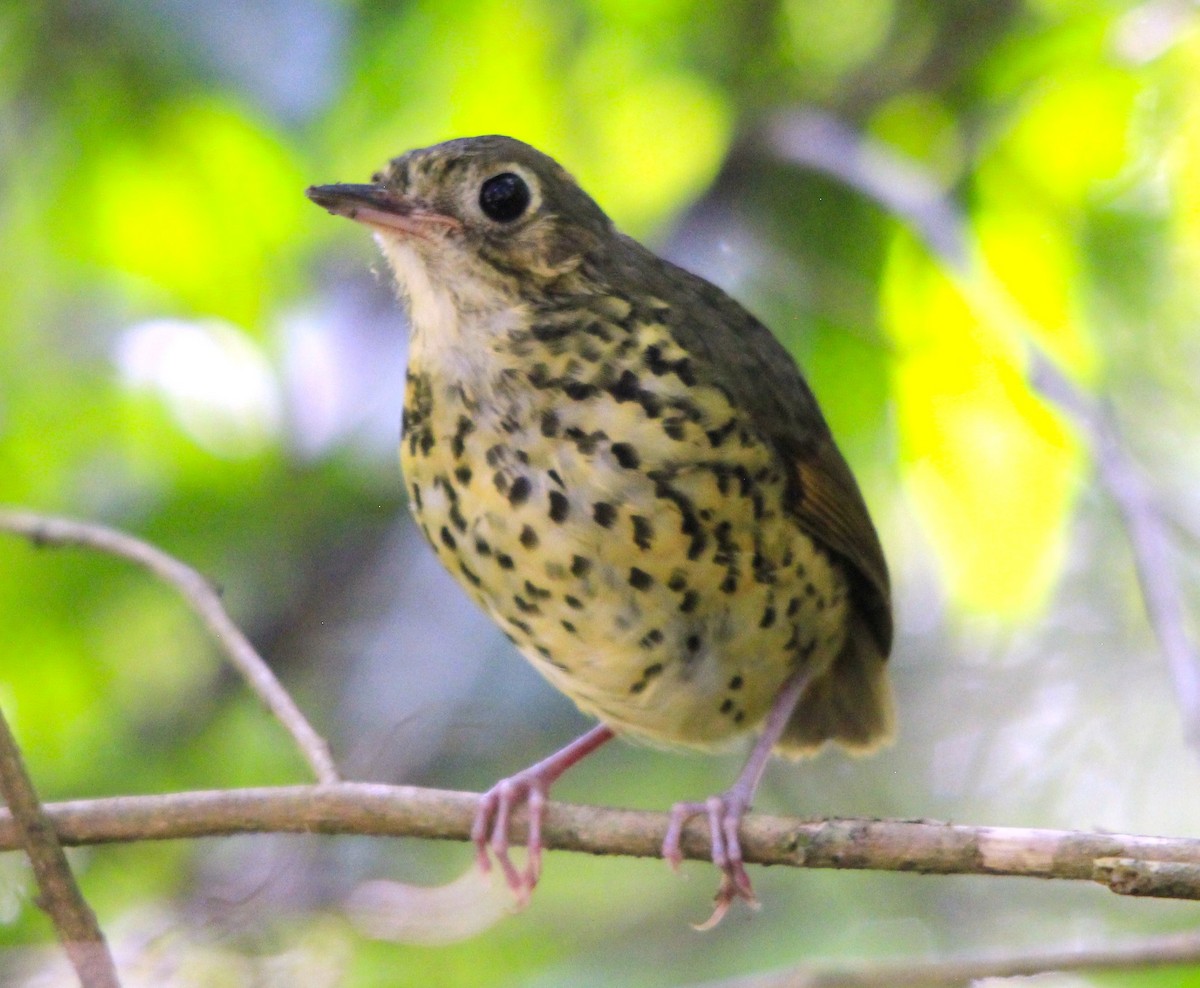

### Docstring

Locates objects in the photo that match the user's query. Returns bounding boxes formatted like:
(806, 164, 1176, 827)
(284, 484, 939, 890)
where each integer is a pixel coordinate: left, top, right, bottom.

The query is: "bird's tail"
(776, 612, 895, 757)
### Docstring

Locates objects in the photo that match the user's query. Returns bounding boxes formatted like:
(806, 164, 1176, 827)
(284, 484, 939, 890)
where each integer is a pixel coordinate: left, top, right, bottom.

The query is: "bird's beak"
(305, 183, 461, 238)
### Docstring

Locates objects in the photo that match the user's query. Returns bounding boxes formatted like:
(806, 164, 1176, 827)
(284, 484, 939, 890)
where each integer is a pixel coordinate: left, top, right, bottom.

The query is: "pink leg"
(663, 666, 814, 929)
(472, 724, 614, 903)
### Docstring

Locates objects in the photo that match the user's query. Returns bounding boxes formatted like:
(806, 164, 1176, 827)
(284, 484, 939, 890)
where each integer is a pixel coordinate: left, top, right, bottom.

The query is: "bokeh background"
(4, 0, 1200, 984)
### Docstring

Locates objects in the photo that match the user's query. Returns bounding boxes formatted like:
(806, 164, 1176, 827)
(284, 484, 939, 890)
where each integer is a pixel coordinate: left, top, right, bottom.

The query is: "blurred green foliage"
(4, 0, 1200, 985)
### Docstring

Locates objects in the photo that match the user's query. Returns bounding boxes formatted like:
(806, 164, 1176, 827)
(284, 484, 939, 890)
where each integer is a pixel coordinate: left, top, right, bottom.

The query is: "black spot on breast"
(734, 710, 745, 724)
(583, 319, 613, 342)
(663, 418, 686, 441)
(631, 515, 654, 550)
(454, 465, 472, 486)
(706, 419, 737, 448)
(720, 698, 733, 714)
(565, 426, 604, 455)
(628, 567, 653, 591)
(540, 410, 560, 437)
(524, 580, 551, 600)
(561, 620, 577, 634)
(679, 590, 700, 614)
(565, 594, 585, 610)
(729, 675, 743, 690)
(548, 491, 570, 523)
(410, 483, 423, 511)
(570, 555, 592, 577)
(685, 634, 701, 653)
(532, 323, 571, 342)
(513, 595, 540, 615)
(474, 538, 491, 556)
(508, 476, 532, 506)
(547, 468, 565, 488)
(667, 572, 687, 592)
(458, 562, 483, 587)
(787, 596, 802, 617)
(714, 466, 732, 496)
(508, 617, 532, 635)
(564, 380, 598, 401)
(644, 345, 671, 375)
(759, 606, 776, 628)
(593, 502, 617, 528)
(440, 526, 457, 551)
(611, 442, 639, 469)
(639, 629, 664, 649)
(608, 369, 641, 403)
(451, 415, 475, 458)
(719, 574, 738, 594)
(638, 392, 663, 418)
(496, 553, 515, 570)
(527, 362, 551, 387)
(519, 526, 539, 549)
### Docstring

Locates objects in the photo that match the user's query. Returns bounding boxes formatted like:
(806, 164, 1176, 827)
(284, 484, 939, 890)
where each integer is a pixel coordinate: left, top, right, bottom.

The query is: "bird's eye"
(479, 172, 531, 223)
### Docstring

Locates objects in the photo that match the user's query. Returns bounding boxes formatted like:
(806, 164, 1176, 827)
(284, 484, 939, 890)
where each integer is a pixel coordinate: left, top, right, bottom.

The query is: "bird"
(306, 135, 893, 925)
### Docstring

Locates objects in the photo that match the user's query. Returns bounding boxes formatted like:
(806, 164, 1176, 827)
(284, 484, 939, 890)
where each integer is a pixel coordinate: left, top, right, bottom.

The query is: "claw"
(663, 790, 759, 927)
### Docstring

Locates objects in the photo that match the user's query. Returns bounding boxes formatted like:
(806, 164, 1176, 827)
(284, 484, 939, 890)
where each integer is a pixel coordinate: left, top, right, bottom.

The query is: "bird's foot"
(470, 725, 615, 906)
(663, 790, 758, 930)
(471, 768, 551, 906)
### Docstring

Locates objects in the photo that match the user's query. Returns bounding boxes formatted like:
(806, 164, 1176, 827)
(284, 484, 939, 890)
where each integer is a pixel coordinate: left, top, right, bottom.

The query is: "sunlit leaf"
(883, 230, 1083, 616)
(66, 98, 305, 327)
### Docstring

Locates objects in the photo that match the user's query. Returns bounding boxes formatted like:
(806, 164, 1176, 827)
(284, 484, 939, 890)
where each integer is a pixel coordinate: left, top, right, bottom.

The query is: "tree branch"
(0, 508, 339, 783)
(697, 930, 1200, 987)
(2, 783, 1200, 900)
(0, 705, 121, 988)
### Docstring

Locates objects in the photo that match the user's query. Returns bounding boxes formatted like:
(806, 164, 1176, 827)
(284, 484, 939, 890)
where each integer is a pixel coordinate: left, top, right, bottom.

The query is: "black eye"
(479, 172, 531, 222)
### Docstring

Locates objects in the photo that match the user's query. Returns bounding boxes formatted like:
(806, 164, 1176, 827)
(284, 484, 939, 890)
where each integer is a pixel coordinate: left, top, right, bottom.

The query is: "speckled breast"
(399, 296, 850, 748)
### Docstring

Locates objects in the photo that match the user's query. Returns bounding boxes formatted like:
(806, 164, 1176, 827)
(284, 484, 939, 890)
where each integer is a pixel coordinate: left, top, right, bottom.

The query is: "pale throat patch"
(374, 231, 527, 386)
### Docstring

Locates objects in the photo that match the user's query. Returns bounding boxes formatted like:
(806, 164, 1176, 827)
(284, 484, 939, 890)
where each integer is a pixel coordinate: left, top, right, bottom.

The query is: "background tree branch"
(698, 930, 1200, 988)
(762, 107, 1200, 750)
(0, 705, 121, 988)
(0, 509, 339, 783)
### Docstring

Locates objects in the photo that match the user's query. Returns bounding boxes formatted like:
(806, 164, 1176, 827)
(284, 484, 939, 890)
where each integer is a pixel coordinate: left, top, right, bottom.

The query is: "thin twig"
(694, 929, 1200, 988)
(764, 107, 1200, 749)
(1030, 355, 1200, 746)
(1, 784, 1200, 899)
(0, 705, 121, 988)
(0, 509, 339, 783)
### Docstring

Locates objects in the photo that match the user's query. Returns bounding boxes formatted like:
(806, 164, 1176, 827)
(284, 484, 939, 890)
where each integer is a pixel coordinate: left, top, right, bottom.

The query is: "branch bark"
(0, 509, 338, 783)
(2, 783, 1200, 900)
(0, 705, 121, 988)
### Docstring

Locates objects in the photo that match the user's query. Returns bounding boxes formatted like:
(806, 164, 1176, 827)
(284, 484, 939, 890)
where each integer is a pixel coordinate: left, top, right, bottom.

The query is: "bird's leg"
(472, 723, 614, 903)
(663, 666, 814, 929)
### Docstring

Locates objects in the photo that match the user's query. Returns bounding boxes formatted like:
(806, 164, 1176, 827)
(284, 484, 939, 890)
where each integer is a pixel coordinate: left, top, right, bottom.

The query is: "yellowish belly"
(400, 356, 849, 749)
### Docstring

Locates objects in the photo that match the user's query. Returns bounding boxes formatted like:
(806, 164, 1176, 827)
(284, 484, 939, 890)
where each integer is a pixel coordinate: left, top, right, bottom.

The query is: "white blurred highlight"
(345, 867, 519, 944)
(114, 317, 282, 457)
